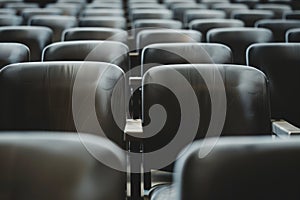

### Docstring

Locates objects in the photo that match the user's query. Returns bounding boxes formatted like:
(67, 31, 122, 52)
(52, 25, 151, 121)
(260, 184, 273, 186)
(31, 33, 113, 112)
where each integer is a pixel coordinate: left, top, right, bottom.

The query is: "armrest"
(124, 119, 143, 142)
(272, 120, 300, 138)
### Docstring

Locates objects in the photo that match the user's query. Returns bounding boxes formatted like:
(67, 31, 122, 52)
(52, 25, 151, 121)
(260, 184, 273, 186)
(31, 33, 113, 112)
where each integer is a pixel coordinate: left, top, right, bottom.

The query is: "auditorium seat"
(86, 2, 122, 9)
(0, 26, 52, 61)
(22, 8, 63, 24)
(46, 3, 82, 16)
(231, 10, 274, 27)
(42, 41, 129, 72)
(286, 28, 300, 42)
(207, 27, 273, 64)
(131, 9, 173, 22)
(0, 15, 22, 26)
(79, 16, 127, 29)
(0, 132, 126, 200)
(62, 27, 128, 44)
(142, 64, 271, 175)
(141, 43, 232, 75)
(81, 8, 124, 17)
(137, 29, 202, 51)
(247, 43, 300, 127)
(0, 8, 16, 15)
(4, 2, 39, 15)
(29, 15, 77, 42)
(152, 136, 300, 200)
(171, 3, 207, 23)
(254, 3, 292, 18)
(0, 61, 125, 147)
(211, 3, 248, 18)
(189, 19, 244, 42)
(255, 19, 300, 42)
(0, 43, 29, 69)
(283, 10, 300, 20)
(184, 9, 226, 27)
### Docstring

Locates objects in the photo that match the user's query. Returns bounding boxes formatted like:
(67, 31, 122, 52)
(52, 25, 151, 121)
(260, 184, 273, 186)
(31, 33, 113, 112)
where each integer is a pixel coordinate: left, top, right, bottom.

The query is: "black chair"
(283, 10, 300, 20)
(171, 3, 207, 23)
(131, 9, 173, 21)
(0, 43, 29, 69)
(152, 136, 300, 200)
(0, 15, 22, 26)
(0, 61, 126, 147)
(286, 28, 300, 42)
(137, 29, 202, 51)
(247, 43, 300, 127)
(42, 41, 130, 72)
(189, 19, 244, 42)
(254, 3, 292, 18)
(0, 8, 16, 15)
(21, 8, 63, 24)
(141, 43, 232, 75)
(0, 132, 126, 200)
(207, 27, 273, 64)
(4, 2, 39, 15)
(29, 15, 78, 42)
(255, 19, 300, 42)
(211, 3, 248, 18)
(79, 16, 127, 29)
(184, 9, 226, 27)
(46, 3, 82, 16)
(62, 27, 128, 44)
(0, 26, 52, 61)
(80, 8, 124, 17)
(231, 10, 274, 27)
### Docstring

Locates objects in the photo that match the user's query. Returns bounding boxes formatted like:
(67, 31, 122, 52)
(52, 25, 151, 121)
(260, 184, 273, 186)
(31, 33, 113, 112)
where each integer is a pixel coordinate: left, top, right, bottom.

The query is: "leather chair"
(137, 29, 202, 51)
(0, 8, 16, 15)
(0, 15, 22, 26)
(0, 43, 29, 69)
(255, 19, 300, 42)
(0, 61, 126, 147)
(207, 27, 273, 64)
(231, 10, 274, 27)
(286, 28, 300, 42)
(254, 3, 292, 18)
(80, 8, 124, 17)
(142, 43, 232, 75)
(21, 8, 63, 24)
(86, 3, 122, 9)
(79, 16, 127, 29)
(42, 41, 130, 72)
(184, 9, 226, 27)
(0, 132, 126, 200)
(131, 9, 173, 22)
(46, 3, 82, 16)
(29, 15, 78, 42)
(4, 2, 39, 15)
(62, 27, 128, 44)
(171, 3, 207, 23)
(247, 43, 300, 127)
(189, 19, 244, 42)
(152, 136, 300, 200)
(211, 3, 248, 18)
(0, 26, 52, 61)
(284, 11, 300, 19)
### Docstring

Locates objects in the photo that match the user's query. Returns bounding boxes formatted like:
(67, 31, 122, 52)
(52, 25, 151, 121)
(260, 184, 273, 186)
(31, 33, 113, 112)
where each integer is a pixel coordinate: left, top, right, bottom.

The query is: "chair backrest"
(62, 27, 128, 44)
(142, 64, 271, 170)
(0, 43, 29, 69)
(46, 3, 82, 16)
(79, 16, 127, 29)
(207, 27, 273, 64)
(81, 8, 124, 17)
(137, 29, 202, 50)
(184, 9, 226, 26)
(142, 43, 232, 75)
(22, 8, 63, 24)
(0, 61, 126, 147)
(175, 136, 300, 200)
(42, 41, 129, 72)
(255, 19, 300, 42)
(171, 3, 207, 22)
(131, 9, 173, 21)
(247, 43, 300, 127)
(189, 19, 244, 42)
(0, 26, 52, 61)
(211, 3, 249, 18)
(0, 15, 22, 26)
(286, 28, 300, 42)
(284, 11, 300, 20)
(254, 3, 292, 18)
(29, 15, 78, 42)
(0, 132, 126, 200)
(231, 9, 274, 27)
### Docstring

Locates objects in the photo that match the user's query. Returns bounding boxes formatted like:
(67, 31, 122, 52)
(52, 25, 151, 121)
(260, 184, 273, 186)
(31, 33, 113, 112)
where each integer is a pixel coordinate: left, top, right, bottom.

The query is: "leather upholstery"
(142, 64, 271, 171)
(174, 136, 300, 200)
(0, 8, 16, 15)
(255, 19, 300, 42)
(29, 16, 77, 42)
(0, 43, 29, 69)
(42, 41, 130, 72)
(142, 43, 232, 75)
(0, 26, 52, 61)
(4, 3, 39, 15)
(286, 28, 300, 42)
(189, 19, 244, 42)
(284, 11, 300, 20)
(211, 3, 249, 18)
(0, 61, 125, 147)
(46, 3, 81, 16)
(131, 9, 173, 21)
(137, 29, 202, 50)
(0, 15, 22, 26)
(21, 8, 63, 24)
(247, 43, 300, 127)
(81, 8, 124, 17)
(184, 9, 226, 26)
(171, 4, 207, 22)
(231, 10, 274, 27)
(62, 27, 128, 44)
(0, 132, 126, 200)
(254, 3, 292, 18)
(207, 27, 273, 64)
(79, 16, 127, 29)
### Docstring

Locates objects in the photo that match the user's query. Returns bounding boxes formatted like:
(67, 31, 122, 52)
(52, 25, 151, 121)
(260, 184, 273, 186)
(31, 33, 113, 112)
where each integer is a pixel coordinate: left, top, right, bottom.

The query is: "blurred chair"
(231, 10, 274, 27)
(286, 28, 300, 42)
(79, 16, 127, 29)
(0, 43, 29, 69)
